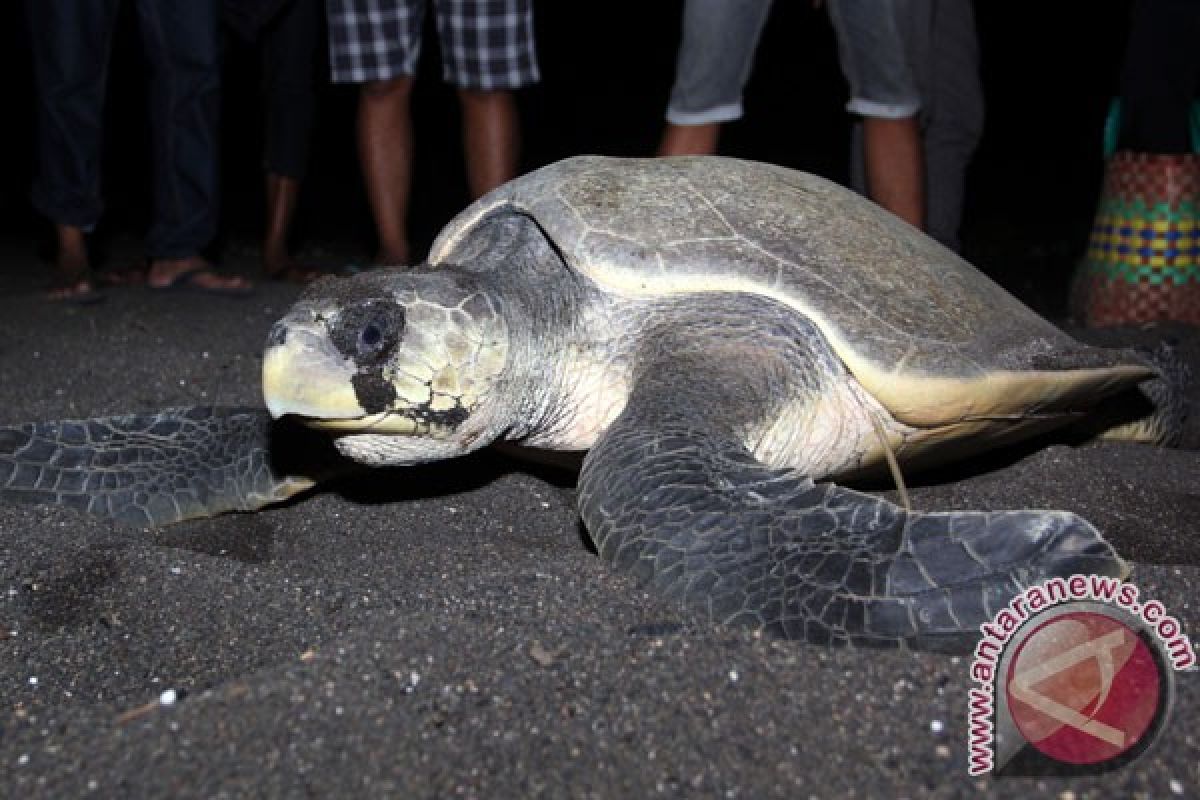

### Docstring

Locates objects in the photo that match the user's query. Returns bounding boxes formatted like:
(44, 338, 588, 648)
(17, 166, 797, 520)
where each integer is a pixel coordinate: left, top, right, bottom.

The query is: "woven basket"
(1071, 151, 1200, 326)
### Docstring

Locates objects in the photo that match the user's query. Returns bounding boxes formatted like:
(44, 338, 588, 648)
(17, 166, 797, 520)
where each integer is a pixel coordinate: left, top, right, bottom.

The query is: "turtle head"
(262, 268, 511, 466)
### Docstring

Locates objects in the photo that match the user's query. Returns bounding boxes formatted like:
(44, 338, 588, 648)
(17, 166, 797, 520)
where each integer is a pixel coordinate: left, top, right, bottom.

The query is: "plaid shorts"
(327, 0, 540, 90)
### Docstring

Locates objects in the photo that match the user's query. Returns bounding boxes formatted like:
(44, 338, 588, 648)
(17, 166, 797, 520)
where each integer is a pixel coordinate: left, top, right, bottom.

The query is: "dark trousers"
(26, 0, 222, 259)
(259, 0, 320, 179)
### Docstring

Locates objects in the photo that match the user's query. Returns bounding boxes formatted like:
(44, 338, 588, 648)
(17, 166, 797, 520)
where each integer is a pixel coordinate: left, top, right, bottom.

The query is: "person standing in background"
(326, 0, 539, 266)
(27, 0, 253, 302)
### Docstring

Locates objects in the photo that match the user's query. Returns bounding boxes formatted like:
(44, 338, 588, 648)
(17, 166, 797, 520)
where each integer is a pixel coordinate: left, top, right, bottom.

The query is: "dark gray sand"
(1, 245, 1197, 798)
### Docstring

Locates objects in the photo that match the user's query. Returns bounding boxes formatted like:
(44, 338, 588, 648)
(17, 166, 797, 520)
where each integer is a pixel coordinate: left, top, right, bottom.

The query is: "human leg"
(457, 89, 520, 198)
(435, 0, 539, 197)
(328, 0, 425, 265)
(916, 0, 983, 251)
(263, 173, 316, 281)
(25, 0, 120, 300)
(261, 0, 321, 278)
(136, 0, 250, 290)
(358, 77, 416, 265)
(828, 0, 926, 230)
(862, 116, 925, 230)
(658, 0, 774, 156)
(658, 123, 722, 157)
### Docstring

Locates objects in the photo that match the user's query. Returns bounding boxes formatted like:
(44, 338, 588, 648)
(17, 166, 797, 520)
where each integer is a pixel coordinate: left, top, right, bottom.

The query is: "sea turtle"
(0, 156, 1179, 648)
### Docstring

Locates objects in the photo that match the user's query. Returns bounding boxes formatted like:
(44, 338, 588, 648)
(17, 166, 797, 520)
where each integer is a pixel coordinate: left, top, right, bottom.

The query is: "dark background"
(0, 1, 1132, 316)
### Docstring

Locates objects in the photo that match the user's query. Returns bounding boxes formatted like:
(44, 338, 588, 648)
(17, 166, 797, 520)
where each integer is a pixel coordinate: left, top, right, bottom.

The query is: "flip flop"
(149, 266, 255, 297)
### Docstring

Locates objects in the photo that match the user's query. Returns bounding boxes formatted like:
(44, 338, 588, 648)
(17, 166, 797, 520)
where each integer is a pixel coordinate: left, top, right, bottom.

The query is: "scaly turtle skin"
(0, 156, 1173, 649)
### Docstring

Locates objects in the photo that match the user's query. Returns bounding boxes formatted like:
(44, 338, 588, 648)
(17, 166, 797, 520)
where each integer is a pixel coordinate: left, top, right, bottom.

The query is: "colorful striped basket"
(1070, 151, 1200, 326)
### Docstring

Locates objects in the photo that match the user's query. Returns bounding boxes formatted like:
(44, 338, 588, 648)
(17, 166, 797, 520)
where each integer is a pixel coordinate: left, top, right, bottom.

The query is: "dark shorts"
(327, 0, 540, 89)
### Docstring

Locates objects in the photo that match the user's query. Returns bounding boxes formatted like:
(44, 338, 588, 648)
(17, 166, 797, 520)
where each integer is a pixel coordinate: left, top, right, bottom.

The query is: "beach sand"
(1, 244, 1196, 798)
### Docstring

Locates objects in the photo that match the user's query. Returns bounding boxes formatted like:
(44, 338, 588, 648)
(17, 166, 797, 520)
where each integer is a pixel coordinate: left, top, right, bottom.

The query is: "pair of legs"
(27, 0, 249, 301)
(327, 0, 539, 266)
(358, 79, 520, 265)
(656, 0, 959, 242)
(662, 127, 925, 239)
(658, 123, 722, 158)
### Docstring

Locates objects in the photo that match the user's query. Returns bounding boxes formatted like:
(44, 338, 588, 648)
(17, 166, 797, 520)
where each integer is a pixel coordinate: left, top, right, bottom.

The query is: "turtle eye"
(358, 315, 387, 358)
(331, 301, 405, 365)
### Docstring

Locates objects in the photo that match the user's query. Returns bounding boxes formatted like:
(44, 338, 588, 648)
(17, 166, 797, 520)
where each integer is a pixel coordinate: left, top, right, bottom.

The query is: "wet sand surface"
(0, 246, 1196, 798)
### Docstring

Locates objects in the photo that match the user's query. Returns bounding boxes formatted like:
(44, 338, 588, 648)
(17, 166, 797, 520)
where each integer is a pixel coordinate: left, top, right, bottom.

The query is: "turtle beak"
(262, 317, 366, 422)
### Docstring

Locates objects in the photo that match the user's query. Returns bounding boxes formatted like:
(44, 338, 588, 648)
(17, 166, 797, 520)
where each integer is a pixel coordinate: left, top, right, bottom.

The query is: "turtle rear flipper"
(578, 367, 1127, 652)
(0, 407, 338, 527)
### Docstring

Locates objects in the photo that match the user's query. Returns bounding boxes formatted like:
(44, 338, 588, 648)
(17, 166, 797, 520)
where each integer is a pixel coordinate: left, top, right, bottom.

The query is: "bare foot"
(147, 256, 254, 293)
(47, 273, 101, 303)
(46, 225, 102, 303)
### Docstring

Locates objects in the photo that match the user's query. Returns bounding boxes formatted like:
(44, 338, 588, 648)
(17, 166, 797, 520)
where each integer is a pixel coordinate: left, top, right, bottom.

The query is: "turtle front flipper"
(576, 337, 1128, 650)
(580, 414, 1126, 650)
(0, 407, 342, 527)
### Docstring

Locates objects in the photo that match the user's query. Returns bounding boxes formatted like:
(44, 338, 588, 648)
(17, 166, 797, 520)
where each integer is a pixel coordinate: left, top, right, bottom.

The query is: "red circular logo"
(1005, 611, 1165, 766)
